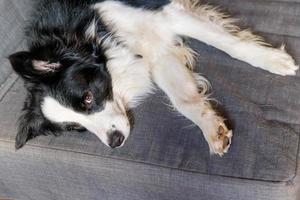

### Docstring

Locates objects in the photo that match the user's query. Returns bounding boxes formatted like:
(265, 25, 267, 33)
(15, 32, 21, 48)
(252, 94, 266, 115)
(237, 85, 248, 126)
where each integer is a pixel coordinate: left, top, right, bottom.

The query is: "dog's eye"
(83, 91, 93, 105)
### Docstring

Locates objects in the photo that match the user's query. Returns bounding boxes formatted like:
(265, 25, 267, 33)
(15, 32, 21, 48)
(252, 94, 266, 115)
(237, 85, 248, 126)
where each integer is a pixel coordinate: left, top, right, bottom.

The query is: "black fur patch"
(8, 0, 115, 149)
(9, 0, 172, 149)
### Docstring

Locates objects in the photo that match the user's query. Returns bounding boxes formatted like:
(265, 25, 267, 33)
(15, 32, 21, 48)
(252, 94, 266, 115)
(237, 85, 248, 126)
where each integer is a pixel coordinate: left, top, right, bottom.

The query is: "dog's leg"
(152, 54, 232, 156)
(163, 0, 298, 75)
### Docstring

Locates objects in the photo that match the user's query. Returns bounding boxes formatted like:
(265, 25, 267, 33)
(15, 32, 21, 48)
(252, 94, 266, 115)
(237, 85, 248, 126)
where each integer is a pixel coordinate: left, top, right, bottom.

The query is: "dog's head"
(9, 45, 130, 149)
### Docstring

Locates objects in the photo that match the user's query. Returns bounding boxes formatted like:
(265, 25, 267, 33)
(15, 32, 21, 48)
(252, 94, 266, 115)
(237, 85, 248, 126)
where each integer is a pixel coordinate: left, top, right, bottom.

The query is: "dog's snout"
(108, 130, 125, 149)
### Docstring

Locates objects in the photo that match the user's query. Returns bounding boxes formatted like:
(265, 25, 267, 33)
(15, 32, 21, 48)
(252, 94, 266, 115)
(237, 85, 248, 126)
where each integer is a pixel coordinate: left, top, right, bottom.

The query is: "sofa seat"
(0, 0, 299, 199)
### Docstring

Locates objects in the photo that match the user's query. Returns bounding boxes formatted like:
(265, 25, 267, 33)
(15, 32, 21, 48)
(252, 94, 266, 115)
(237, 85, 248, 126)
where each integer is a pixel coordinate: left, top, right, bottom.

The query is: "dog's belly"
(88, 1, 175, 107)
(91, 1, 196, 107)
(94, 1, 177, 61)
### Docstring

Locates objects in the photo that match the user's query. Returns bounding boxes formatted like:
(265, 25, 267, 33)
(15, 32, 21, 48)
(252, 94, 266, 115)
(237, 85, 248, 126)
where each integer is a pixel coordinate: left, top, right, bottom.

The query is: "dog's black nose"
(108, 130, 125, 149)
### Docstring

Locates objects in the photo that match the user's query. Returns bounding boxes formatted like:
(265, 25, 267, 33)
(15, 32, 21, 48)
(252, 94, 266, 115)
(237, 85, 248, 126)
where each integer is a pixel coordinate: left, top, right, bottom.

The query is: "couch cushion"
(0, 0, 299, 182)
(0, 142, 298, 200)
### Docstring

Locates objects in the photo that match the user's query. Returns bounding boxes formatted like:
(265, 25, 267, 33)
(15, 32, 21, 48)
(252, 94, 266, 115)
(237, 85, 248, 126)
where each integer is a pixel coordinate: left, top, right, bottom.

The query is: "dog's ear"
(15, 94, 63, 149)
(8, 51, 61, 81)
(15, 110, 41, 149)
(16, 110, 63, 149)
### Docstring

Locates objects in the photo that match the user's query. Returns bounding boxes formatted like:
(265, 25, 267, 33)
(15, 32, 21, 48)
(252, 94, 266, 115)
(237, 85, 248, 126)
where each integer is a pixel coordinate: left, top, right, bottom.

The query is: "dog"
(8, 0, 298, 156)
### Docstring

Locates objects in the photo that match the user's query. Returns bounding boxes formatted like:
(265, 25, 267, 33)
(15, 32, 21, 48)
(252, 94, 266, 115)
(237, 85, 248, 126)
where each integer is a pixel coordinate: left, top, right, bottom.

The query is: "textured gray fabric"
(0, 0, 31, 100)
(0, 78, 299, 182)
(0, 0, 299, 199)
(0, 142, 299, 200)
(0, 0, 31, 86)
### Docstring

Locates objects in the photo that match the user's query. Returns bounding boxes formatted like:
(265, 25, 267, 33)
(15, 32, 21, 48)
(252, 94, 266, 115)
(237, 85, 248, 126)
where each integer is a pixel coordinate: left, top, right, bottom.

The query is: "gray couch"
(1, 0, 300, 199)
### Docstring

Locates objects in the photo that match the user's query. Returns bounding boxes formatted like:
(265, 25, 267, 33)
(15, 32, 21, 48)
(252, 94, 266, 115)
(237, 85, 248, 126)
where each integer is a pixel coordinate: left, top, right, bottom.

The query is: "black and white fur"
(9, 0, 298, 155)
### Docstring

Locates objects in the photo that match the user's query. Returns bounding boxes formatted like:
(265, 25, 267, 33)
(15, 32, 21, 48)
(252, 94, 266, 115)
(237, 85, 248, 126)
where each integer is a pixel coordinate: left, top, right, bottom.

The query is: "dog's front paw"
(259, 47, 298, 76)
(205, 122, 233, 156)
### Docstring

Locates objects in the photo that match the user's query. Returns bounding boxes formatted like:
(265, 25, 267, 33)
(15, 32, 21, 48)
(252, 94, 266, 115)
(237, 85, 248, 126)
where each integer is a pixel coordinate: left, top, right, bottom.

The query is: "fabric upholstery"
(0, 0, 30, 100)
(0, 142, 299, 200)
(0, 77, 299, 182)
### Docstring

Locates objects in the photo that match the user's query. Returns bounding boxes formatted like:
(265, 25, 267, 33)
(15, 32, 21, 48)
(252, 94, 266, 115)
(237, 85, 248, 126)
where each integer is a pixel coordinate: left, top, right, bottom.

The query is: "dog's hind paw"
(254, 46, 299, 76)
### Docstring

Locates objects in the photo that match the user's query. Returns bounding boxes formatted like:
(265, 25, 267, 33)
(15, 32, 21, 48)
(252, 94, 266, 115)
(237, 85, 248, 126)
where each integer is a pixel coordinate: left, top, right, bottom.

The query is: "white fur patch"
(41, 96, 130, 147)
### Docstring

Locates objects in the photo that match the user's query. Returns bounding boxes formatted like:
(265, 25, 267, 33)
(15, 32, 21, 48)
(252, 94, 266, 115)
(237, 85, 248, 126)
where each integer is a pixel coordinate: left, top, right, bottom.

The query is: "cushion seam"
(290, 135, 300, 182)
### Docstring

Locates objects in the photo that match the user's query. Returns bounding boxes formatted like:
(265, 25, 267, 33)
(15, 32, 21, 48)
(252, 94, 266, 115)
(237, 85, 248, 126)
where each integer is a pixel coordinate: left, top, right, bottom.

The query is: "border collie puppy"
(9, 0, 298, 155)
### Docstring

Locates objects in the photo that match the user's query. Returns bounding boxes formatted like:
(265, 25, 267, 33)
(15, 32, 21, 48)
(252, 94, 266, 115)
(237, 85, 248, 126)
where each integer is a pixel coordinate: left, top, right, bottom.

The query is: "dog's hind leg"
(151, 54, 232, 156)
(163, 0, 298, 75)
